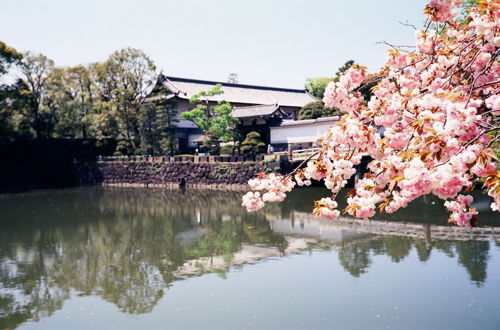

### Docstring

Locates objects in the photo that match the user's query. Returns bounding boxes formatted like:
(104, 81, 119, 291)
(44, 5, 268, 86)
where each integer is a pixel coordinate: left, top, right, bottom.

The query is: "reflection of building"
(272, 211, 500, 242)
(148, 75, 317, 150)
(232, 104, 289, 146)
(174, 239, 315, 277)
(270, 218, 366, 242)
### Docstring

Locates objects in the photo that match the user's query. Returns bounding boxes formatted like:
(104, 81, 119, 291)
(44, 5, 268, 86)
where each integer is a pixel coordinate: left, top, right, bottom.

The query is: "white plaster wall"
(270, 122, 334, 144)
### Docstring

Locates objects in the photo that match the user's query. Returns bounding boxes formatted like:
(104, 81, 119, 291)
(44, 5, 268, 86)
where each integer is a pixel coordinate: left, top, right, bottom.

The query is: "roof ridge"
(163, 78, 186, 96)
(233, 103, 278, 109)
(164, 76, 307, 93)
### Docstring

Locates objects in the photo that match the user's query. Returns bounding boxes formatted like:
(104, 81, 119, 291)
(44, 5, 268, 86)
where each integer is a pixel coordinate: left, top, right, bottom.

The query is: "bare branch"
(287, 151, 321, 177)
(399, 20, 418, 30)
(375, 40, 416, 50)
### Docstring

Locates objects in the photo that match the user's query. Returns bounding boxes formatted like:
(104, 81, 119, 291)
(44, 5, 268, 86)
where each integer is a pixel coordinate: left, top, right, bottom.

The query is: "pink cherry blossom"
(243, 0, 499, 227)
(242, 192, 265, 212)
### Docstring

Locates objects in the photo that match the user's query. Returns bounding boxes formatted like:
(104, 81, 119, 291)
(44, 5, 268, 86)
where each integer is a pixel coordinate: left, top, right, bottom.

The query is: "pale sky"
(1, 0, 428, 88)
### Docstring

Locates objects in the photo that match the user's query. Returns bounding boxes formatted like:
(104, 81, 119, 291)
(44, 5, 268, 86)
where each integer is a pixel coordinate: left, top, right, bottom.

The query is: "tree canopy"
(0, 40, 22, 75)
(298, 101, 344, 120)
(181, 84, 239, 151)
(0, 44, 182, 155)
(240, 131, 265, 155)
(305, 60, 355, 98)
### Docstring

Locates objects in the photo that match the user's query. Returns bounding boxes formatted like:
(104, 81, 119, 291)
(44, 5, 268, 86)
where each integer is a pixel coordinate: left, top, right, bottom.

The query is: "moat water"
(0, 187, 499, 329)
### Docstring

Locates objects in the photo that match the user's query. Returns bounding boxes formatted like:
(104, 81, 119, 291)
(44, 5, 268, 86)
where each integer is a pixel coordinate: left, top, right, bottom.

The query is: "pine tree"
(240, 131, 265, 155)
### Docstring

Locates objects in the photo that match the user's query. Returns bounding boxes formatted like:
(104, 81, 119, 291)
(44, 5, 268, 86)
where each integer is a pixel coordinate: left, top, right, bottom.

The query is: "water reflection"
(335, 237, 491, 284)
(0, 187, 498, 329)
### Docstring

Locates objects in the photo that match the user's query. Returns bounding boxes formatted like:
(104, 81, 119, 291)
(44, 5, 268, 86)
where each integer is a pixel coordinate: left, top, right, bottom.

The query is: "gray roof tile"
(232, 104, 288, 119)
(163, 76, 317, 107)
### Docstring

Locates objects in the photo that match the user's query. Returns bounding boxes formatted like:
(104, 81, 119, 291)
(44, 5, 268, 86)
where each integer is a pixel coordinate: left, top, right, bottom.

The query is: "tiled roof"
(141, 94, 176, 103)
(232, 104, 288, 119)
(162, 76, 317, 107)
(275, 116, 340, 127)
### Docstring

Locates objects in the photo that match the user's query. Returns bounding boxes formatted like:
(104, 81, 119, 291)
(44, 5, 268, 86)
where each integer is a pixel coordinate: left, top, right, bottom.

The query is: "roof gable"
(232, 104, 289, 119)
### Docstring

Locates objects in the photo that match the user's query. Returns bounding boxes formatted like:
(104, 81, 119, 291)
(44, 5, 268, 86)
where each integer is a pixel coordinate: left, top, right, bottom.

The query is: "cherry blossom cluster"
(243, 0, 499, 226)
(323, 66, 368, 113)
(241, 173, 295, 211)
(444, 194, 478, 227)
(241, 191, 265, 212)
(312, 198, 340, 219)
(425, 0, 465, 22)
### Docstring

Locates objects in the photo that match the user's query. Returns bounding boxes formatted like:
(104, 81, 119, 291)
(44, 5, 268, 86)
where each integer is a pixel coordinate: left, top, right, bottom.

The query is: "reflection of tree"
(338, 242, 372, 277)
(334, 236, 490, 288)
(337, 237, 412, 276)
(0, 187, 288, 328)
(432, 240, 455, 258)
(0, 295, 32, 330)
(187, 220, 244, 264)
(383, 237, 412, 262)
(0, 187, 497, 328)
(414, 239, 431, 262)
(243, 217, 287, 252)
(455, 241, 490, 287)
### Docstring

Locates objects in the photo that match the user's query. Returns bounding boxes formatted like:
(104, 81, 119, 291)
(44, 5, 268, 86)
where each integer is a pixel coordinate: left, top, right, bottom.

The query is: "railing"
(275, 147, 321, 162)
(95, 149, 322, 163)
(95, 155, 269, 163)
(292, 148, 321, 161)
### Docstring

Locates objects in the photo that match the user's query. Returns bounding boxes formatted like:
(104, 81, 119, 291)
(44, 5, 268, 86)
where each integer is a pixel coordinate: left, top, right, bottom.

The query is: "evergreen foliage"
(240, 131, 265, 155)
(298, 101, 344, 120)
(181, 84, 239, 152)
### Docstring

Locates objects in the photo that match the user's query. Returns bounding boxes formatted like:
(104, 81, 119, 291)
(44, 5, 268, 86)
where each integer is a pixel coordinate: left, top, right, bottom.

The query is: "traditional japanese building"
(232, 103, 289, 146)
(147, 74, 317, 151)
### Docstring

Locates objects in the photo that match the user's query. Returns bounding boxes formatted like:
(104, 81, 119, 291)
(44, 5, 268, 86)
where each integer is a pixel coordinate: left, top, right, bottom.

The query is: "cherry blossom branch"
(398, 20, 418, 30)
(243, 0, 500, 226)
(473, 80, 500, 91)
(375, 40, 416, 50)
(487, 134, 500, 148)
(288, 151, 321, 176)
(435, 128, 500, 167)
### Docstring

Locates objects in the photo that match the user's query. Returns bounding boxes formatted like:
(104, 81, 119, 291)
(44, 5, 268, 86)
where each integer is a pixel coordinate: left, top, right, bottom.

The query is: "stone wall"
(75, 156, 285, 189)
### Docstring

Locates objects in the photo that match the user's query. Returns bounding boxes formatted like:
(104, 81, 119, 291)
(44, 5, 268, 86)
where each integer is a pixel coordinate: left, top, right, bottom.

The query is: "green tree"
(305, 60, 356, 98)
(0, 49, 32, 141)
(240, 131, 265, 155)
(95, 48, 157, 153)
(305, 77, 336, 99)
(45, 65, 98, 138)
(0, 40, 22, 75)
(181, 84, 239, 152)
(298, 101, 344, 120)
(336, 60, 356, 76)
(356, 72, 381, 103)
(138, 84, 179, 156)
(0, 79, 36, 138)
(18, 52, 55, 138)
